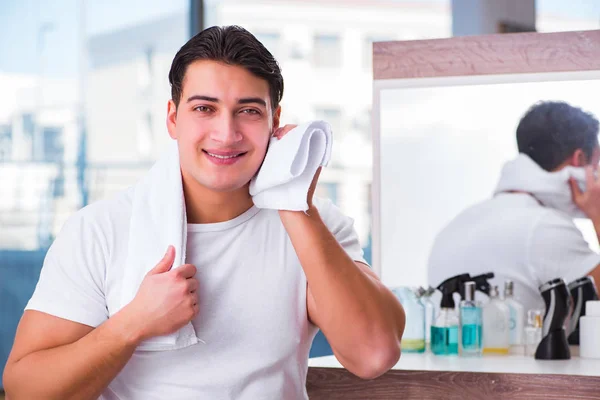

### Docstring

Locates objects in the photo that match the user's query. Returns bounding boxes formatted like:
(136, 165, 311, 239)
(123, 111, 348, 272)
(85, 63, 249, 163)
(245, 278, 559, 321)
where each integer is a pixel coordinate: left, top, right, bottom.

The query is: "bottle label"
(509, 306, 517, 344)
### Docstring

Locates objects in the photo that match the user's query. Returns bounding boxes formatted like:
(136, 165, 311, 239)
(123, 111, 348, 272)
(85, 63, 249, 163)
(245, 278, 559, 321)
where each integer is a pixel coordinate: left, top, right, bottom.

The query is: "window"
(289, 42, 306, 60)
(315, 107, 342, 138)
(136, 111, 154, 158)
(352, 109, 371, 140)
(0, 1, 190, 381)
(255, 32, 281, 59)
(363, 36, 393, 71)
(42, 127, 63, 162)
(138, 47, 154, 90)
(0, 125, 11, 161)
(315, 182, 338, 204)
(313, 34, 341, 68)
(22, 113, 35, 137)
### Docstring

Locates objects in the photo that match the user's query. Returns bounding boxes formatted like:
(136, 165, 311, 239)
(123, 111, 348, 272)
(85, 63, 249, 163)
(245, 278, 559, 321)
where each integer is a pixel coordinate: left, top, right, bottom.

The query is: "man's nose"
(210, 115, 242, 145)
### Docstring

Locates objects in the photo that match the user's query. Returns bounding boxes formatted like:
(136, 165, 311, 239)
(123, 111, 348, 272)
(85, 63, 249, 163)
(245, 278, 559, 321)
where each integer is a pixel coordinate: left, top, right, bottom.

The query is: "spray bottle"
(463, 273, 495, 298)
(431, 274, 470, 355)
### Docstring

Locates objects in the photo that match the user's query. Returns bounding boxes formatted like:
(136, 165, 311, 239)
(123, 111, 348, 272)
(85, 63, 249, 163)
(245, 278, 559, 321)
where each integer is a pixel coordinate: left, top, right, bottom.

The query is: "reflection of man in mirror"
(428, 101, 600, 312)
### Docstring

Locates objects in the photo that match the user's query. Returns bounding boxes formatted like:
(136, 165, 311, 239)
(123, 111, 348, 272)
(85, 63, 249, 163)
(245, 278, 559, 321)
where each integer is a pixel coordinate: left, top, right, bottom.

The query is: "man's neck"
(183, 178, 254, 224)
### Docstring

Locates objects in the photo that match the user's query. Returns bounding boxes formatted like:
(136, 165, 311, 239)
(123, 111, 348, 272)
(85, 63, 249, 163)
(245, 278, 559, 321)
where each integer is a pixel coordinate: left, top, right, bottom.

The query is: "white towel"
(494, 153, 588, 218)
(250, 121, 333, 211)
(120, 140, 200, 351)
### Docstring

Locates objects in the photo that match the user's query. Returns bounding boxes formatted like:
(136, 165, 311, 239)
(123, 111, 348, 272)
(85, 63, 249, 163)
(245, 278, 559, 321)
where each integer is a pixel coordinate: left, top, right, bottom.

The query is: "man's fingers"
(176, 263, 197, 279)
(585, 166, 596, 191)
(274, 124, 297, 139)
(313, 167, 322, 181)
(187, 278, 199, 293)
(148, 246, 176, 275)
(569, 177, 583, 203)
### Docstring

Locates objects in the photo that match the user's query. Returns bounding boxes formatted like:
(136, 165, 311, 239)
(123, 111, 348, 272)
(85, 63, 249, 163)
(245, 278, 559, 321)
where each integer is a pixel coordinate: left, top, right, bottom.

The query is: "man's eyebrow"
(238, 97, 267, 107)
(187, 95, 219, 103)
(186, 96, 267, 107)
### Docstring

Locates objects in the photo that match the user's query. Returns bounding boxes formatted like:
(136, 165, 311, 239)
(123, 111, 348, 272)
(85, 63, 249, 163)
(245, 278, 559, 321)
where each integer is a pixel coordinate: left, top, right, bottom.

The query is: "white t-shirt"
(427, 193, 600, 311)
(26, 188, 366, 400)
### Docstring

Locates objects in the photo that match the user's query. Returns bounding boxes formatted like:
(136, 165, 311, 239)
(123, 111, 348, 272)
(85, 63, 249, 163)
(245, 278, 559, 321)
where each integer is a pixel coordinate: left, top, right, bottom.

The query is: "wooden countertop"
(307, 353, 600, 399)
(309, 352, 600, 376)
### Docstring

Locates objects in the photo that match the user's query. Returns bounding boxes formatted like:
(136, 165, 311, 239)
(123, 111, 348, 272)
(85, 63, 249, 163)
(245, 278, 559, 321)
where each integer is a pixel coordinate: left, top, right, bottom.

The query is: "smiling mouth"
(202, 150, 247, 159)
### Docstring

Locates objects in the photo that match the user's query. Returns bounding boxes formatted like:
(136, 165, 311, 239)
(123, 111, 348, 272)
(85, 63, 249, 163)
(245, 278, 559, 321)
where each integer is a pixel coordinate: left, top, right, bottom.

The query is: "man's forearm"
(593, 220, 600, 248)
(279, 207, 404, 377)
(4, 308, 141, 400)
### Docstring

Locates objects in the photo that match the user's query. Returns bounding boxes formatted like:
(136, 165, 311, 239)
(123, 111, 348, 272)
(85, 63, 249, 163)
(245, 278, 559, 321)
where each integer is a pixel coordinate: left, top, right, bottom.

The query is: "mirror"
(377, 75, 600, 288)
(371, 30, 600, 372)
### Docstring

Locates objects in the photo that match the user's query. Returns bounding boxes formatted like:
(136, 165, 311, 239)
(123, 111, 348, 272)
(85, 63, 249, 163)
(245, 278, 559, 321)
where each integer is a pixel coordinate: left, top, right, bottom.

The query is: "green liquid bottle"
(393, 287, 425, 353)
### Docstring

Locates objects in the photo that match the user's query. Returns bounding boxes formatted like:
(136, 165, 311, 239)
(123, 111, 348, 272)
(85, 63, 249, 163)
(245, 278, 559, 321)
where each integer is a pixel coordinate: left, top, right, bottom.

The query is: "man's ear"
(272, 106, 282, 133)
(167, 99, 178, 139)
(572, 149, 587, 167)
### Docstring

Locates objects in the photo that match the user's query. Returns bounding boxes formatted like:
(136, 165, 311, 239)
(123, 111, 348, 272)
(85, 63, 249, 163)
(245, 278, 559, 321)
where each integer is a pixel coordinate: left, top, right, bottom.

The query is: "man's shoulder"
(456, 195, 548, 224)
(531, 207, 580, 233)
(82, 186, 133, 216)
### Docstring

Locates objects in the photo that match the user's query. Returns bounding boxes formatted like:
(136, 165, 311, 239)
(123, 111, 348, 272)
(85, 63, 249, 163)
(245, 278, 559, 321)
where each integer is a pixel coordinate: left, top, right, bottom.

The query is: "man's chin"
(202, 180, 251, 194)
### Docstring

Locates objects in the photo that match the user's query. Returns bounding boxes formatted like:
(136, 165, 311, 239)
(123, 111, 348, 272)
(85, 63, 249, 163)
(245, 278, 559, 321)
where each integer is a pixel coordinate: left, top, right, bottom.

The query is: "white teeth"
(207, 152, 240, 159)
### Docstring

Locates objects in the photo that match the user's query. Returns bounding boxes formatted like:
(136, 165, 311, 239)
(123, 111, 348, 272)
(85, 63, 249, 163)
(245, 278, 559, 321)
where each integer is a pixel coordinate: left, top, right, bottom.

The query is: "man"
(3, 26, 405, 399)
(428, 101, 600, 312)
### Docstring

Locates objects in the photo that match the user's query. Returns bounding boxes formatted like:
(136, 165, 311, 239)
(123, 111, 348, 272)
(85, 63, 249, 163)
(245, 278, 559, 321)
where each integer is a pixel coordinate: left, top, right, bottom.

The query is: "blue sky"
(0, 0, 598, 78)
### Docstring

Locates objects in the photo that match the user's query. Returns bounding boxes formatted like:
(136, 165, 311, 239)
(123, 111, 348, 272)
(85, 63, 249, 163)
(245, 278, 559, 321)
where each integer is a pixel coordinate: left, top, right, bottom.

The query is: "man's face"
(167, 60, 280, 193)
(589, 145, 600, 168)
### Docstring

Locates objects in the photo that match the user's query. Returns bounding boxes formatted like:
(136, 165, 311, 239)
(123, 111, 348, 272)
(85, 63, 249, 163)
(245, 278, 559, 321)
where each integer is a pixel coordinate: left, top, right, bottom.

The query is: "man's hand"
(125, 246, 199, 342)
(272, 124, 297, 140)
(274, 124, 321, 208)
(570, 166, 600, 222)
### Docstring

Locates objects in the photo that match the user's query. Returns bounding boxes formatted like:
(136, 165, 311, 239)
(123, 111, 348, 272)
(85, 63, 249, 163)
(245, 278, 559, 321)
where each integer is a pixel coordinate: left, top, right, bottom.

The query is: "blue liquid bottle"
(431, 274, 469, 355)
(459, 281, 482, 356)
(431, 309, 459, 355)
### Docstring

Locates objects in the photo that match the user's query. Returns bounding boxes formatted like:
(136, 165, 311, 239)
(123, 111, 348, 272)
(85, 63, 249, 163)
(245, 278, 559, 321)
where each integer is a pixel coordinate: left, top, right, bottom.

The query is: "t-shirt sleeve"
(314, 197, 368, 266)
(528, 211, 600, 286)
(25, 210, 109, 327)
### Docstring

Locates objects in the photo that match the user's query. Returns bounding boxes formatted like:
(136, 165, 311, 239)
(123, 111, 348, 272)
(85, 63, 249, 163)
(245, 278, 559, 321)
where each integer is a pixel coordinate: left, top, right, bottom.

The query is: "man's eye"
(194, 106, 211, 112)
(241, 109, 260, 115)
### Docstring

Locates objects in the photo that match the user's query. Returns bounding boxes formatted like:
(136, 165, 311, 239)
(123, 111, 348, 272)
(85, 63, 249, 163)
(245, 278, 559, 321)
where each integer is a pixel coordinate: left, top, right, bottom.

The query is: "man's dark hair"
(168, 25, 283, 111)
(516, 101, 599, 171)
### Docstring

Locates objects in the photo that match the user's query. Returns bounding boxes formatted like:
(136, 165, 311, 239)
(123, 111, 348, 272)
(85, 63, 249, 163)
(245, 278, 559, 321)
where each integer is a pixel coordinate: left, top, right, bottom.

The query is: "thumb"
(148, 245, 176, 275)
(569, 177, 583, 204)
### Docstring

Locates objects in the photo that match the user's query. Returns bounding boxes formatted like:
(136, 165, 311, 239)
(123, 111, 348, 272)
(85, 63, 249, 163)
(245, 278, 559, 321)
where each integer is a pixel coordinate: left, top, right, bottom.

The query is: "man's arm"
(570, 170, 600, 287)
(3, 247, 199, 400)
(4, 309, 141, 400)
(585, 218, 600, 286)
(588, 263, 600, 288)
(279, 207, 405, 380)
